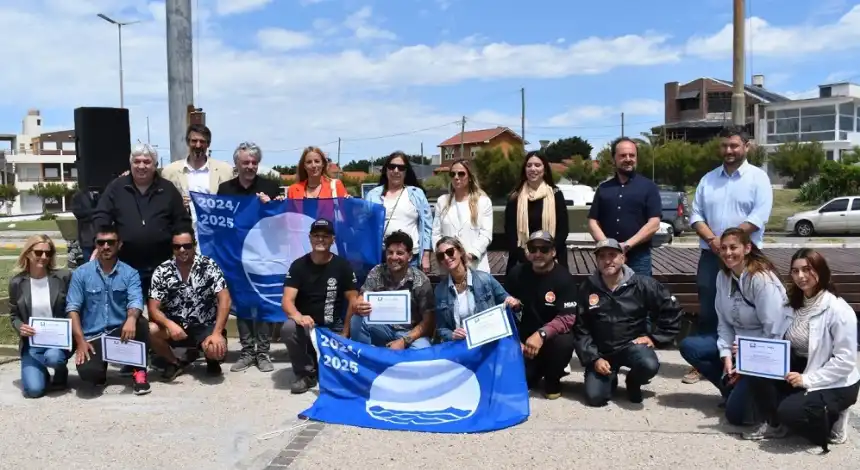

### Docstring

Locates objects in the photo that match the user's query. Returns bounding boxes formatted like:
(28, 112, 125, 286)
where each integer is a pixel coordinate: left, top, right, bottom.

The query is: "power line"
(467, 118, 661, 131)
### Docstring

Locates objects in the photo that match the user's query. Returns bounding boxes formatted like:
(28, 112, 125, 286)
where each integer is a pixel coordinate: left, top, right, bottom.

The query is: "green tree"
(271, 165, 297, 175)
(541, 136, 593, 163)
(797, 160, 860, 205)
(0, 184, 20, 215)
(29, 183, 73, 213)
(343, 159, 373, 172)
(653, 140, 700, 190)
(841, 146, 860, 165)
(769, 142, 826, 188)
(472, 147, 524, 201)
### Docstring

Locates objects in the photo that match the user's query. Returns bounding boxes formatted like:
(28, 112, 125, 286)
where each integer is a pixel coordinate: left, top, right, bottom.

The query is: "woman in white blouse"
(743, 249, 859, 451)
(432, 159, 493, 272)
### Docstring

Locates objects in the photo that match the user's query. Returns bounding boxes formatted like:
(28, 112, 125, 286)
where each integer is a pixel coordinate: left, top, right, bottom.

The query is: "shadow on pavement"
(657, 360, 696, 380)
(271, 367, 297, 391)
(656, 391, 724, 418)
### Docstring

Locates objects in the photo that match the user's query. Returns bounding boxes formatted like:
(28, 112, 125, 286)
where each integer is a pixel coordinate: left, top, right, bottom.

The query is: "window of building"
(820, 87, 832, 98)
(678, 98, 698, 111)
(36, 119, 41, 126)
(470, 146, 482, 158)
(838, 102, 855, 132)
(821, 198, 849, 212)
(706, 91, 732, 113)
(765, 105, 838, 144)
(43, 167, 60, 179)
(444, 148, 454, 160)
(42, 141, 57, 151)
(61, 141, 76, 152)
(827, 150, 834, 161)
(800, 131, 835, 142)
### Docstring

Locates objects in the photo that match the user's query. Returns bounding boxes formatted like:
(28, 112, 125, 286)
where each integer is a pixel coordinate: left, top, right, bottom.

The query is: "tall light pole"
(731, 0, 746, 126)
(97, 14, 140, 108)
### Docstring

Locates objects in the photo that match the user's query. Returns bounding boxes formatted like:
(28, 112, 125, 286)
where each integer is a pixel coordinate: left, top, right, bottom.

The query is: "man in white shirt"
(160, 124, 234, 209)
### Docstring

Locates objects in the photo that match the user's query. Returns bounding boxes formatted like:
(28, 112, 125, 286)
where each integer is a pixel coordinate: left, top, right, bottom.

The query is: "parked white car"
(784, 196, 860, 236)
(557, 184, 595, 207)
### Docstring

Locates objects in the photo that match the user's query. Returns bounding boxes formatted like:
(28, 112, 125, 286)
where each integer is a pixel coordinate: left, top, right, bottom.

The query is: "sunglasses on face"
(172, 243, 194, 251)
(527, 244, 551, 254)
(96, 239, 117, 247)
(435, 247, 457, 262)
(387, 164, 407, 172)
(449, 171, 467, 179)
(31, 249, 53, 258)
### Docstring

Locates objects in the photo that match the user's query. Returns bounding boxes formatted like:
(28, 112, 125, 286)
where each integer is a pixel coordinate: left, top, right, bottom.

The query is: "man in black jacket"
(573, 239, 682, 406)
(92, 144, 190, 300)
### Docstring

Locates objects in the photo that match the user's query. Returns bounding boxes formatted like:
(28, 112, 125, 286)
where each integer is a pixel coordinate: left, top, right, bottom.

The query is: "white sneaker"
(829, 410, 850, 445)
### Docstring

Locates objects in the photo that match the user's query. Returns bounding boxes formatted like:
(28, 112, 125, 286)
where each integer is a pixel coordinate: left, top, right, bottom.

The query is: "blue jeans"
(696, 249, 721, 335)
(679, 334, 756, 425)
(626, 249, 652, 277)
(349, 316, 431, 349)
(20, 346, 70, 398)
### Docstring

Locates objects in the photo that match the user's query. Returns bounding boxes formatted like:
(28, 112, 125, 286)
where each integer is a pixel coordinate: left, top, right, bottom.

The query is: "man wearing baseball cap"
(505, 230, 578, 399)
(281, 218, 360, 394)
(572, 238, 682, 407)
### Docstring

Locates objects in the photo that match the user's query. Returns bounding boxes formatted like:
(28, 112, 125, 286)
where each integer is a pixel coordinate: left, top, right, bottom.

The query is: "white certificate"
(101, 336, 147, 368)
(464, 304, 512, 349)
(365, 290, 411, 325)
(28, 317, 72, 350)
(736, 335, 790, 380)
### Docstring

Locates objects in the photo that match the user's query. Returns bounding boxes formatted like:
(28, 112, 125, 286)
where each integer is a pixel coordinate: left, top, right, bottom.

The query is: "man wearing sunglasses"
(572, 239, 682, 407)
(347, 231, 435, 350)
(505, 230, 578, 399)
(66, 225, 150, 395)
(146, 227, 231, 380)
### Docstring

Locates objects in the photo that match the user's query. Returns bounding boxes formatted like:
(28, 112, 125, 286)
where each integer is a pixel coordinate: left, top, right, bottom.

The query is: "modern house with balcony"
(754, 82, 860, 161)
(0, 109, 77, 215)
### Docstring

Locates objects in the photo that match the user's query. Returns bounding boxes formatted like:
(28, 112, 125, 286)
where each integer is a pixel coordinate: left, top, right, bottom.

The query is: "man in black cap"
(573, 238, 682, 407)
(505, 230, 578, 399)
(281, 218, 359, 394)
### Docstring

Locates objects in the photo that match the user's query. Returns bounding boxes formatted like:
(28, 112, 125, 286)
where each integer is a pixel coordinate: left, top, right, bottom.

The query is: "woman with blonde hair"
(8, 234, 72, 398)
(286, 146, 349, 199)
(432, 159, 493, 272)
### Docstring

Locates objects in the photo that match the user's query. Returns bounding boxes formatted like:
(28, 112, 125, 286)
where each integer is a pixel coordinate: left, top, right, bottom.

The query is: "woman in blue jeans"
(679, 227, 791, 425)
(433, 236, 519, 342)
(8, 234, 72, 398)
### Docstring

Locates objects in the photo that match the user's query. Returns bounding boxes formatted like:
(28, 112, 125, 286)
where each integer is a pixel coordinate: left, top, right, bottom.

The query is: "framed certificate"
(101, 336, 148, 368)
(365, 290, 411, 325)
(464, 304, 512, 349)
(736, 336, 790, 380)
(28, 317, 73, 350)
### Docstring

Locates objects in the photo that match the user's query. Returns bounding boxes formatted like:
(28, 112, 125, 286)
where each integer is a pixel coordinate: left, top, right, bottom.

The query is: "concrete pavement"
(1, 347, 859, 469)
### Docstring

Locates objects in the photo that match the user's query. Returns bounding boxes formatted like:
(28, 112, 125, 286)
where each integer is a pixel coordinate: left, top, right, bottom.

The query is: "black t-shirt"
(506, 263, 579, 339)
(217, 176, 283, 199)
(284, 253, 358, 325)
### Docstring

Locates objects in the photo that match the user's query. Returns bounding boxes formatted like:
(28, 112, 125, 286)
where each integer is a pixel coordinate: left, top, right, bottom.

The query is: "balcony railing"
(17, 176, 77, 183)
(1, 149, 76, 156)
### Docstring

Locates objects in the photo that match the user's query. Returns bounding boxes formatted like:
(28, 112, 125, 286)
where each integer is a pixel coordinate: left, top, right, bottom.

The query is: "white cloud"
(299, 0, 327, 5)
(782, 88, 819, 100)
(256, 28, 315, 51)
(686, 5, 860, 58)
(215, 0, 272, 16)
(546, 99, 664, 127)
(343, 6, 396, 41)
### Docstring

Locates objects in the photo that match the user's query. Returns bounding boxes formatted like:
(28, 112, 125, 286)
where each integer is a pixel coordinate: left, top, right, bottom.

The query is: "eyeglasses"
(449, 171, 467, 179)
(172, 243, 194, 251)
(31, 249, 53, 258)
(527, 245, 551, 254)
(387, 164, 407, 172)
(95, 239, 117, 246)
(435, 247, 457, 262)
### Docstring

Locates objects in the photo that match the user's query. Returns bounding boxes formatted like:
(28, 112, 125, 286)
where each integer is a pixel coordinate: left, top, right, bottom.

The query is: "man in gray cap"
(505, 230, 578, 399)
(572, 238, 682, 407)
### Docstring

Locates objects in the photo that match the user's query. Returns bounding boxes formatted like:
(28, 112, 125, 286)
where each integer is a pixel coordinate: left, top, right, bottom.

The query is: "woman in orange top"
(286, 146, 348, 199)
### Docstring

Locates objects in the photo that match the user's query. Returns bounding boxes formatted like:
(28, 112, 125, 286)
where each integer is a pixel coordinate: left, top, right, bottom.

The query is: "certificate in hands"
(365, 290, 411, 325)
(28, 317, 72, 350)
(736, 335, 790, 380)
(464, 304, 512, 350)
(101, 336, 148, 368)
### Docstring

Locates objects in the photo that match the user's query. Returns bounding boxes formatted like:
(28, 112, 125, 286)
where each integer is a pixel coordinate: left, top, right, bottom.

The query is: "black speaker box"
(74, 107, 131, 192)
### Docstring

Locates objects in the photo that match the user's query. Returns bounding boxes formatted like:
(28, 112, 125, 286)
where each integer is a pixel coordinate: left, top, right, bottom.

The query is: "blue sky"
(0, 0, 858, 166)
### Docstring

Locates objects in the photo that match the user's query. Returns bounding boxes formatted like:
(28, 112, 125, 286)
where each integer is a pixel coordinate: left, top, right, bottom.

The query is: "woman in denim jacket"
(434, 236, 520, 342)
(365, 151, 433, 273)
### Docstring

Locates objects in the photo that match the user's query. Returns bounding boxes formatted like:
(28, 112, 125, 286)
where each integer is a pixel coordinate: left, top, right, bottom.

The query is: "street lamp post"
(97, 14, 140, 109)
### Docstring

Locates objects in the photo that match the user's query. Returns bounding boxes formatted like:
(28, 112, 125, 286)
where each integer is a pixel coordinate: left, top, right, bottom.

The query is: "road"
(0, 347, 858, 469)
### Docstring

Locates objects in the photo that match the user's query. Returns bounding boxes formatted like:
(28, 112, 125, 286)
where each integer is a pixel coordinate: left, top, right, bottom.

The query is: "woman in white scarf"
(503, 152, 568, 274)
(742, 248, 859, 452)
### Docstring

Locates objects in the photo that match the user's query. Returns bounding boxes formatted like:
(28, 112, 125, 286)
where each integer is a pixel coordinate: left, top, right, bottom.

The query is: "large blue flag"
(300, 322, 530, 433)
(191, 192, 385, 322)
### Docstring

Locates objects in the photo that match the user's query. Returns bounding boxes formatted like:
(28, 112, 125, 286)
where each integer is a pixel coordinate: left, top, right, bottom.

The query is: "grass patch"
(0, 219, 60, 231)
(0, 318, 17, 346)
(0, 258, 18, 299)
(685, 188, 816, 233)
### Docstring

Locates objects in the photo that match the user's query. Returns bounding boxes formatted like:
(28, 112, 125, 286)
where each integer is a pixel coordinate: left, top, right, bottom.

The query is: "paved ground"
(1, 347, 859, 469)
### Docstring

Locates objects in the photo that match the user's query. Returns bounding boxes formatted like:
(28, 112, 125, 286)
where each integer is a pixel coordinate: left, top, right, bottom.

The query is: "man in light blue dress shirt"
(681, 126, 773, 386)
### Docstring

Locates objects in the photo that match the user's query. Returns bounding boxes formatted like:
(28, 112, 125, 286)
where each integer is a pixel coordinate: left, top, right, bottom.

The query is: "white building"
(755, 82, 860, 161)
(0, 109, 78, 215)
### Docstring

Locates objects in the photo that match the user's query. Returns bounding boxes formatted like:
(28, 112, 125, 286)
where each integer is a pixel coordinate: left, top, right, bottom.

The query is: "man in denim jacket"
(66, 225, 150, 395)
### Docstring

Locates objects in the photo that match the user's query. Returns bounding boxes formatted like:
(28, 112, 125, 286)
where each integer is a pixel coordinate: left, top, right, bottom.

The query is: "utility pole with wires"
(732, 0, 746, 126)
(520, 87, 525, 142)
(337, 138, 341, 168)
(459, 116, 466, 159)
(146, 116, 151, 144)
(420, 142, 424, 157)
(621, 112, 625, 136)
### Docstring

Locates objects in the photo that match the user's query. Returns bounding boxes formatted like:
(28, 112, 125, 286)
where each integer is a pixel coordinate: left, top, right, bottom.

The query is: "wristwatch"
(538, 329, 547, 340)
(402, 336, 415, 347)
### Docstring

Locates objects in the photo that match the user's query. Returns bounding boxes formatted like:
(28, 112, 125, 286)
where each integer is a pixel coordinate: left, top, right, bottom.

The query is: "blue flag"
(300, 323, 530, 433)
(191, 192, 385, 322)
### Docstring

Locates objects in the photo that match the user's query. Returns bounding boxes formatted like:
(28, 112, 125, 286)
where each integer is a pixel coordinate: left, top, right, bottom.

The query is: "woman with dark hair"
(365, 151, 433, 272)
(679, 227, 790, 426)
(504, 151, 568, 273)
(742, 249, 859, 450)
(432, 159, 493, 272)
